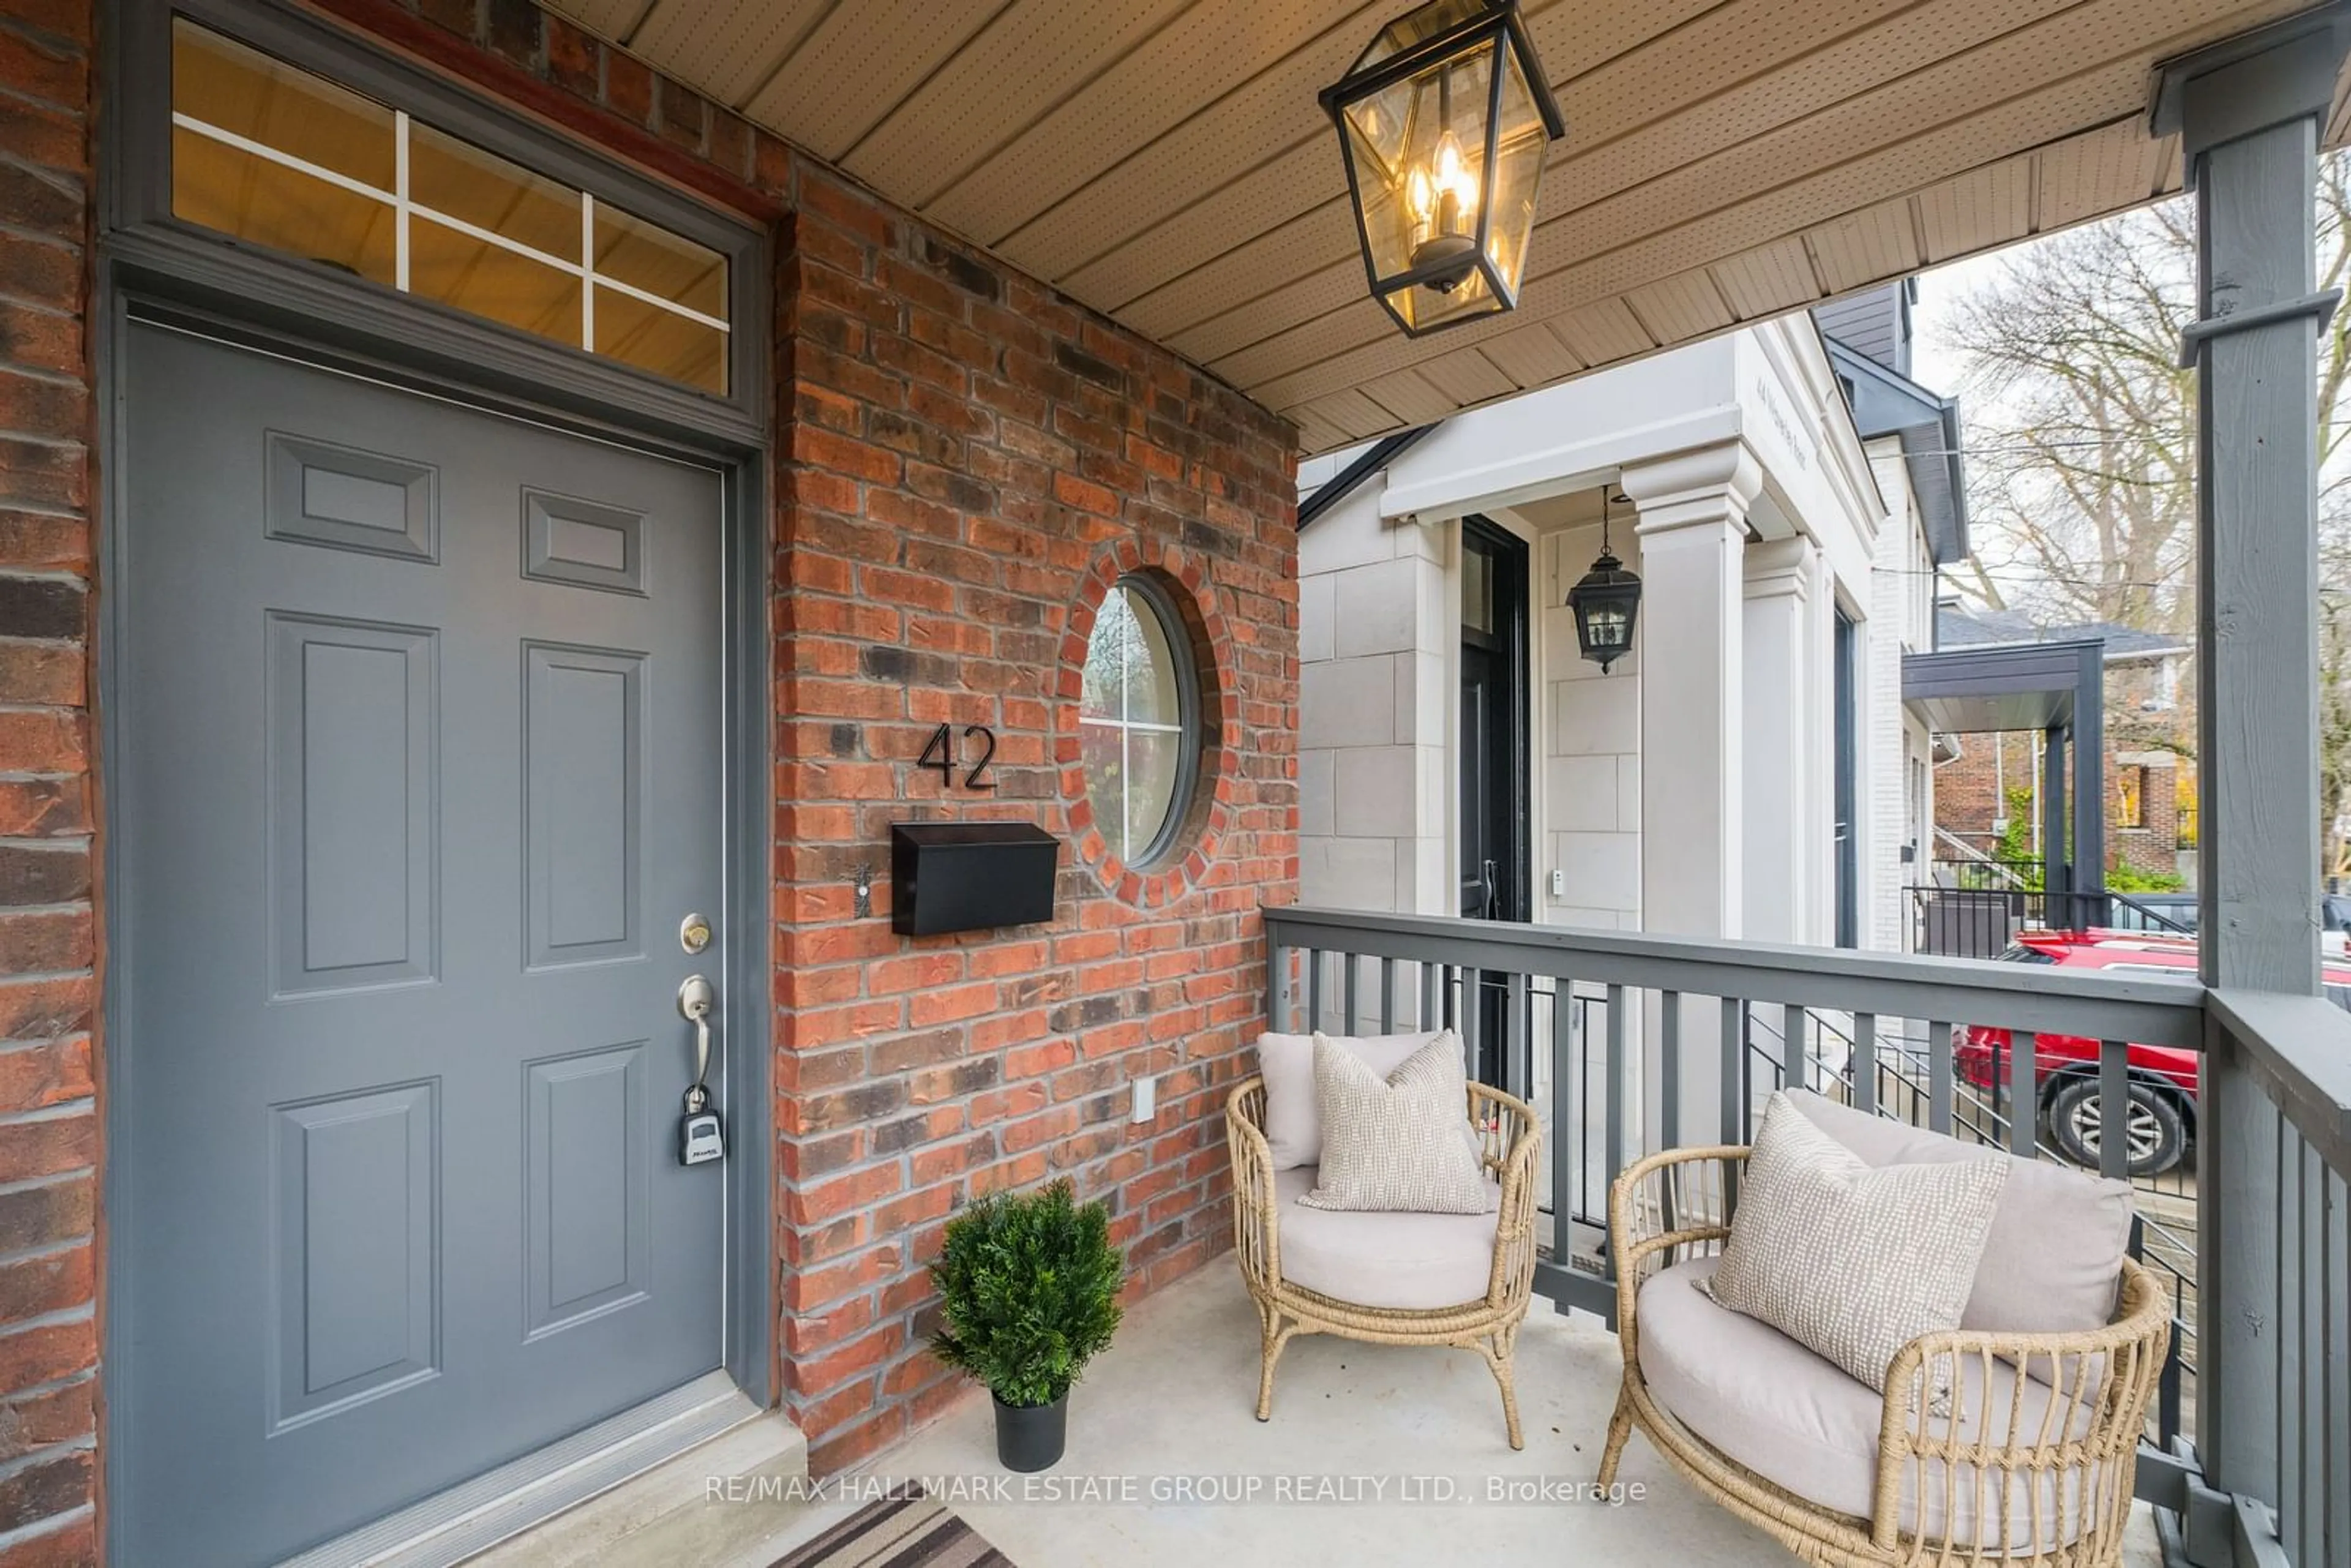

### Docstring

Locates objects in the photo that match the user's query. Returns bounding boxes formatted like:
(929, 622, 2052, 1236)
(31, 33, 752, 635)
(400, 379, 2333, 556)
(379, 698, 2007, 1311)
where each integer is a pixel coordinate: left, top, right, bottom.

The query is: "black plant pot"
(992, 1392, 1067, 1472)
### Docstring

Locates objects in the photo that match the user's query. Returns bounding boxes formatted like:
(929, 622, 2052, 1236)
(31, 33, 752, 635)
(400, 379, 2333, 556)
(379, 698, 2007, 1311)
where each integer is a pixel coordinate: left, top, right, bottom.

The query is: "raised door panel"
(266, 430, 440, 563)
(269, 1081, 440, 1432)
(523, 1043, 649, 1340)
(522, 489, 646, 597)
(268, 613, 440, 997)
(523, 642, 643, 969)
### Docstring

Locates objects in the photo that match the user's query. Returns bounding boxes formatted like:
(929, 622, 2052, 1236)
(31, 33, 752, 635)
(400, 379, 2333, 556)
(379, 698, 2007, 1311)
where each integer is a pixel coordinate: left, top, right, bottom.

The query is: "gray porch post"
(2154, 2, 2349, 1515)
(2072, 642, 2104, 924)
(2040, 722, 2068, 898)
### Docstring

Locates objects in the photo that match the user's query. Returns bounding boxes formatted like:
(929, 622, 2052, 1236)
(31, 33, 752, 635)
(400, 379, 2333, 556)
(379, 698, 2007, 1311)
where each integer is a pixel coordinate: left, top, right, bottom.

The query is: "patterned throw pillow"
(1299, 1032, 1498, 1215)
(1704, 1092, 2008, 1404)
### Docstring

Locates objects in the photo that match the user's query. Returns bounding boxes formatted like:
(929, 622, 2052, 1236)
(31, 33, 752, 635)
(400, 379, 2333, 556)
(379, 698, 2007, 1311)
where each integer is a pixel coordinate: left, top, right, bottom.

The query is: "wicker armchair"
(1224, 1075, 1542, 1447)
(1598, 1146, 2170, 1567)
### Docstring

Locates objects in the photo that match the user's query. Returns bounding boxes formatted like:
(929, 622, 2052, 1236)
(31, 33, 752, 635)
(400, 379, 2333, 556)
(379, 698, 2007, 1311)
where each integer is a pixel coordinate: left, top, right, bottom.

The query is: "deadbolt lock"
(680, 913, 713, 954)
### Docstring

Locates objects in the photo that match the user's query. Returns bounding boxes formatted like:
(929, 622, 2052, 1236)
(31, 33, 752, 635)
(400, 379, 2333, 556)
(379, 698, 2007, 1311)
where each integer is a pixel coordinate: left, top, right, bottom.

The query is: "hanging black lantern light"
(1321, 0, 1566, 337)
(1570, 490, 1641, 672)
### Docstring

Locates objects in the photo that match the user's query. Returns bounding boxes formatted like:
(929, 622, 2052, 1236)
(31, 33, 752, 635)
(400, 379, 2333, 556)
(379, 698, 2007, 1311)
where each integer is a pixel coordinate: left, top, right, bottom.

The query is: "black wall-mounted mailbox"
(890, 822, 1060, 937)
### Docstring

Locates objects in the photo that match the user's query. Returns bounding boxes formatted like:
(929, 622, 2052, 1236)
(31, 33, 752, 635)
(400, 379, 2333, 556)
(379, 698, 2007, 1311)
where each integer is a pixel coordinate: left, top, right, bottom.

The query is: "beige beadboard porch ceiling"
(547, 0, 2351, 454)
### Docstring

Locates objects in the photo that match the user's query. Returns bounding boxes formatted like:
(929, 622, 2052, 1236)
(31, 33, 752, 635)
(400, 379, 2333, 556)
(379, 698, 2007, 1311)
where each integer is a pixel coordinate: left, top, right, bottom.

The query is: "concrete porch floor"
(708, 1261, 2172, 1568)
(719, 1259, 2098, 1568)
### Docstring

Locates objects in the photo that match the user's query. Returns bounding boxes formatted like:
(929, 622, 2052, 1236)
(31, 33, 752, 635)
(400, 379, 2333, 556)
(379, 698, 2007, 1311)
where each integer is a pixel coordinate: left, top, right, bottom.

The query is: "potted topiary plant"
(929, 1178, 1124, 1472)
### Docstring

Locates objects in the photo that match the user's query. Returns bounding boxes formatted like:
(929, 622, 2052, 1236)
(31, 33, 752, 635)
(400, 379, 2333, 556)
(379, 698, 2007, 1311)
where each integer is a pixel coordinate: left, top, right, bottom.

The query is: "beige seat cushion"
(1273, 1166, 1499, 1311)
(1784, 1090, 2132, 1338)
(1255, 1029, 1446, 1170)
(1641, 1257, 2104, 1549)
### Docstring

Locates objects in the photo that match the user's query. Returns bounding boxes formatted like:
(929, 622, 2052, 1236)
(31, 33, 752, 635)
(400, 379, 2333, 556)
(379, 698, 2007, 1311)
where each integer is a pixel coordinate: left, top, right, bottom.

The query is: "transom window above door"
(169, 19, 731, 394)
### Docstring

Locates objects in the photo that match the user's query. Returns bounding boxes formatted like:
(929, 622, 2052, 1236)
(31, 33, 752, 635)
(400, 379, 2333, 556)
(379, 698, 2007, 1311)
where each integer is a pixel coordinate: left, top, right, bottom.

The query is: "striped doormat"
(770, 1485, 1014, 1567)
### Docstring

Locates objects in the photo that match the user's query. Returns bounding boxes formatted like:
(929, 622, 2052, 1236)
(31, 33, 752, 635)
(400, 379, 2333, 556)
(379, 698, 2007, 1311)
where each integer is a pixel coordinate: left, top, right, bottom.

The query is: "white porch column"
(1622, 445, 1758, 1147)
(1741, 537, 1813, 945)
(1623, 445, 1759, 942)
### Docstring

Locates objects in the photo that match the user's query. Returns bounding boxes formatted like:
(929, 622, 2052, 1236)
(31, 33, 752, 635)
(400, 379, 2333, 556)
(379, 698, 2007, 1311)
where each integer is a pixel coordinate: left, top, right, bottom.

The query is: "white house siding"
(1862, 436, 1935, 951)
(1295, 472, 1450, 917)
(1297, 320, 1933, 961)
(1540, 522, 1643, 930)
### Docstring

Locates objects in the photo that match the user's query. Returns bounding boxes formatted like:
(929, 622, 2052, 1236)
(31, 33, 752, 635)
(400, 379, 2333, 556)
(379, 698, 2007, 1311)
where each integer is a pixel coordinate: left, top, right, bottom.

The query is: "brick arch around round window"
(1057, 537, 1239, 907)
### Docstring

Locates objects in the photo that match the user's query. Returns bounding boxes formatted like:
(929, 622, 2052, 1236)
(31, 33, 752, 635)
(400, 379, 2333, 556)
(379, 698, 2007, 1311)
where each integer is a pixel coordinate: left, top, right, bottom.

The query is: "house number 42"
(918, 722, 996, 791)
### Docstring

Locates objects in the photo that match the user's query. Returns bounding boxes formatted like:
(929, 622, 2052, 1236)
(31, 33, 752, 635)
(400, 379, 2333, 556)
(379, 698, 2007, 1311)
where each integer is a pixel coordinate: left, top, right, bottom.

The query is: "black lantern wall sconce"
(1569, 490, 1641, 672)
(1320, 0, 1566, 337)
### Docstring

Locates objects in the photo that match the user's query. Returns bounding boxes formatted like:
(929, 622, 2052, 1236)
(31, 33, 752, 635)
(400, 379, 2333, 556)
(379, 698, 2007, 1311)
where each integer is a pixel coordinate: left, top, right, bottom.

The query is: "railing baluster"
(1381, 958, 1398, 1035)
(1268, 939, 1293, 1031)
(1342, 953, 1360, 1035)
(1719, 997, 1744, 1144)
(1419, 962, 1438, 1030)
(1461, 968, 1482, 1082)
(1551, 979, 1574, 1248)
(1504, 972, 1529, 1100)
(2009, 1030, 2036, 1157)
(1853, 1013, 1877, 1116)
(2323, 1161, 2347, 1565)
(1604, 985, 1626, 1199)
(1305, 948, 1324, 1034)
(1659, 990, 1681, 1150)
(2098, 1039, 2130, 1182)
(2276, 1122, 2304, 1567)
(2294, 1135, 2322, 1567)
(1783, 1001, 1807, 1095)
(1928, 1020, 1954, 1135)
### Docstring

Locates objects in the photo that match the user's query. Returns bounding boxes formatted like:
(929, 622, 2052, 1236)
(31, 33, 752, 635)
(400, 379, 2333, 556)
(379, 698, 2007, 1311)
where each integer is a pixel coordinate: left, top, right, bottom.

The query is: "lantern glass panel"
(1485, 45, 1546, 301)
(1354, 0, 1488, 69)
(1341, 94, 1415, 285)
(1343, 42, 1494, 294)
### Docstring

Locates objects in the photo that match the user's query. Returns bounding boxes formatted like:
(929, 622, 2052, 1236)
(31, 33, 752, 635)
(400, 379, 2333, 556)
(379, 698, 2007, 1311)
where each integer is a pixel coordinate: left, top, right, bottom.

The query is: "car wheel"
(2045, 1076, 2186, 1178)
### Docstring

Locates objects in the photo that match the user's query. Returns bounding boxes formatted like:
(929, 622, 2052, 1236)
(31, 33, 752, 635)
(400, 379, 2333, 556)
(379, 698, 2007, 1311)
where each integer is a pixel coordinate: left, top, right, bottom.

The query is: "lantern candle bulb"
(1409, 130, 1481, 289)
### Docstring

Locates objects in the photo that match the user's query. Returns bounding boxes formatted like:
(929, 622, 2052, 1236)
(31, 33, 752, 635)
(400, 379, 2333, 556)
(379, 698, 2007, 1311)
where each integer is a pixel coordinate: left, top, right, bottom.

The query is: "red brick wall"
(1932, 732, 2030, 861)
(0, 0, 1296, 1550)
(2106, 756, 2181, 880)
(0, 0, 100, 1556)
(1932, 731, 2183, 881)
(771, 179, 1295, 1468)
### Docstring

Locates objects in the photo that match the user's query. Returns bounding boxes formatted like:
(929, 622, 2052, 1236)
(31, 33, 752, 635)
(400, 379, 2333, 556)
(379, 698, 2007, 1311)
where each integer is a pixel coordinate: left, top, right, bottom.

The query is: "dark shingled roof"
(1936, 601, 2190, 661)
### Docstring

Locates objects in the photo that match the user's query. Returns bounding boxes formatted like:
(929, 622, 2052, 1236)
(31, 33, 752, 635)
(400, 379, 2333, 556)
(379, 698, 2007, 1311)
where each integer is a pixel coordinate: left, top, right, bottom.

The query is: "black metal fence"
(1908, 883, 2195, 958)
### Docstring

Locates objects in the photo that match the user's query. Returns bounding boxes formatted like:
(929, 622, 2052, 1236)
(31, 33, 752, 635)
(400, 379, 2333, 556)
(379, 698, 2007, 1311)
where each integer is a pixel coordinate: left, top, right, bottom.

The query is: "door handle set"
(677, 974, 724, 1166)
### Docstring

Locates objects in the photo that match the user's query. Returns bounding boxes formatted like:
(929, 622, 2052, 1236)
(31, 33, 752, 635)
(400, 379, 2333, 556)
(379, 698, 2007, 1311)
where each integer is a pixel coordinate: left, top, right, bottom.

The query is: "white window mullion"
(580, 190, 595, 352)
(171, 113, 395, 204)
(393, 111, 410, 291)
(405, 201, 585, 277)
(588, 271, 732, 334)
(1119, 589, 1133, 860)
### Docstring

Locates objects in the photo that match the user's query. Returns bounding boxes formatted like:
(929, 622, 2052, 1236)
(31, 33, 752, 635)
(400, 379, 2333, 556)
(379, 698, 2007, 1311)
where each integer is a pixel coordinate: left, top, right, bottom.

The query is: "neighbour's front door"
(1458, 518, 1529, 1083)
(115, 322, 729, 1566)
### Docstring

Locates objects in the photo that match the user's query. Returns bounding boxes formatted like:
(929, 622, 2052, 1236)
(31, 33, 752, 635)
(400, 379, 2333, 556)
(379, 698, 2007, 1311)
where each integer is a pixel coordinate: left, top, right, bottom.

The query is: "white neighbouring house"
(1295, 283, 1966, 961)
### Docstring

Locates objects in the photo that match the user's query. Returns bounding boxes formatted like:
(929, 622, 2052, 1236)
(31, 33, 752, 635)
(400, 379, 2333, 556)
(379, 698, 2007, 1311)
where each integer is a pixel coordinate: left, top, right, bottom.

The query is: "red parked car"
(1955, 930, 2351, 1176)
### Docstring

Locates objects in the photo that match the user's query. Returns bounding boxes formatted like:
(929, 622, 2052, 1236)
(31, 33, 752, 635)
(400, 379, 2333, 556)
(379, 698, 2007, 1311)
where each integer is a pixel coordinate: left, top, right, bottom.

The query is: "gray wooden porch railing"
(1261, 906, 2351, 1565)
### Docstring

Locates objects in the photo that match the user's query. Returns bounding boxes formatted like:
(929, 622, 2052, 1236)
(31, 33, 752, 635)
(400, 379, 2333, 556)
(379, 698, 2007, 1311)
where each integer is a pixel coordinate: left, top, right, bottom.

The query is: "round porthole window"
(1079, 576, 1199, 868)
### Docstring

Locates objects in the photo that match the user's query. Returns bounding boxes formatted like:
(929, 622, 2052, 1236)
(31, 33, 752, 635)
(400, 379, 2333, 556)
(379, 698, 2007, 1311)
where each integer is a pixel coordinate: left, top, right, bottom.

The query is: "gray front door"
(116, 321, 729, 1566)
